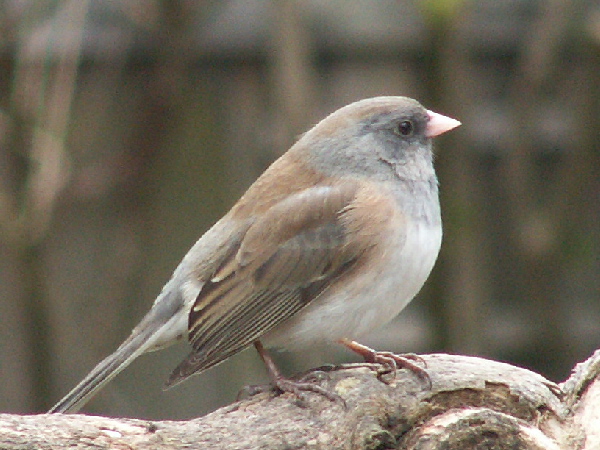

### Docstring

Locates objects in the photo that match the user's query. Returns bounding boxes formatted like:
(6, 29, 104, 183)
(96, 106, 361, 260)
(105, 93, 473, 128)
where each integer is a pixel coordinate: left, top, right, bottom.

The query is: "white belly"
(263, 219, 442, 350)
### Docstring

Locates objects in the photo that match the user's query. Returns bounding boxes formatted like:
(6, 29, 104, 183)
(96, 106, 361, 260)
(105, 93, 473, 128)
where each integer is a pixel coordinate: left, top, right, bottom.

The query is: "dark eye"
(394, 120, 414, 136)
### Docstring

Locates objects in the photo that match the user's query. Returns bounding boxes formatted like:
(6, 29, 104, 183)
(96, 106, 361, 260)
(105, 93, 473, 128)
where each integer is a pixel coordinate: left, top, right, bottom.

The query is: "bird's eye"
(395, 120, 414, 136)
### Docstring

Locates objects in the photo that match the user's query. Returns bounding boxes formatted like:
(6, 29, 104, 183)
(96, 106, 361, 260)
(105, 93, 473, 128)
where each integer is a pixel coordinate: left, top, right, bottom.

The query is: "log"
(1, 351, 599, 449)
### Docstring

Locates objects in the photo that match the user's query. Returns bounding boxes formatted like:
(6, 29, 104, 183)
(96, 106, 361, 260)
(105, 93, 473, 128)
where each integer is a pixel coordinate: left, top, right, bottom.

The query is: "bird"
(49, 96, 460, 413)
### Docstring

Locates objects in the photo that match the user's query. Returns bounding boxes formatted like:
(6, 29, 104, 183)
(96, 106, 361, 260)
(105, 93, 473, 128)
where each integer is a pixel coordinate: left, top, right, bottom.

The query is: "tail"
(48, 291, 187, 414)
(48, 326, 157, 413)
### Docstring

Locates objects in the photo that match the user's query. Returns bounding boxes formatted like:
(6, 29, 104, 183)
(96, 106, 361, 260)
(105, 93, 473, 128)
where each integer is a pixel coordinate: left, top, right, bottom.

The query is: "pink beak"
(425, 110, 461, 138)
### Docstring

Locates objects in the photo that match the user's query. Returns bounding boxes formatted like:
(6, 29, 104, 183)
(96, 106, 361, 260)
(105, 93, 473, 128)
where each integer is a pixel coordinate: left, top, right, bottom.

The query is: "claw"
(339, 339, 432, 389)
(252, 341, 347, 407)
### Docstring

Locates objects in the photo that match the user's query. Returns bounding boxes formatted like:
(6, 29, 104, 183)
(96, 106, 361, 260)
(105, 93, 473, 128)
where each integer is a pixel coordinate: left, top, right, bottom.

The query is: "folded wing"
(166, 182, 371, 387)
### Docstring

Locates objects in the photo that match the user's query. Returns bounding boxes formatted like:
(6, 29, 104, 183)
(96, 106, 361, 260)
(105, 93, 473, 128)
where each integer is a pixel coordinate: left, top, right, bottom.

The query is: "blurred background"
(0, 0, 599, 420)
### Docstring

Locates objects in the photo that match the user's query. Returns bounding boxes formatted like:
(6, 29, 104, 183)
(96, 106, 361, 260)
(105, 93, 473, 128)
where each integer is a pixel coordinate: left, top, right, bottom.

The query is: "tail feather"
(49, 288, 187, 413)
(48, 329, 155, 413)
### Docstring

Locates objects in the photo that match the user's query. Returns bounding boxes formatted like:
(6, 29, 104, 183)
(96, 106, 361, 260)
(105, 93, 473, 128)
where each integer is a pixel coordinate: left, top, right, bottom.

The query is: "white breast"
(263, 218, 442, 350)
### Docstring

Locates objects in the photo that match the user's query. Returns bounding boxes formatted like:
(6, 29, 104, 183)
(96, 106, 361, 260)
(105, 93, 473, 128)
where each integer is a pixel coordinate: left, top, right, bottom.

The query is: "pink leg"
(339, 339, 431, 388)
(253, 341, 345, 405)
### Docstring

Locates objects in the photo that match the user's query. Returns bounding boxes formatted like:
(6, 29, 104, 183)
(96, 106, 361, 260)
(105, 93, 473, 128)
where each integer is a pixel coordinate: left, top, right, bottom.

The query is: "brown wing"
(165, 182, 368, 387)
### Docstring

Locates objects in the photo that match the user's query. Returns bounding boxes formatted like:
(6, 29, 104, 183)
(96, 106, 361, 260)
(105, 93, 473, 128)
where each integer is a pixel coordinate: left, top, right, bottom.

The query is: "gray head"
(296, 96, 458, 183)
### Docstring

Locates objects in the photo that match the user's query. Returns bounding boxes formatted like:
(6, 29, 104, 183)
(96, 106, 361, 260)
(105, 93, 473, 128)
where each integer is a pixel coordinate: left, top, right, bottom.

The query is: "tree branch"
(2, 352, 599, 449)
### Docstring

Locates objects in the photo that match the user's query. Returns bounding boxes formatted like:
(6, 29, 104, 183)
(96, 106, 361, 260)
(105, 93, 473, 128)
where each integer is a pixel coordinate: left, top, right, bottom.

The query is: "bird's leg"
(339, 338, 431, 388)
(251, 340, 345, 405)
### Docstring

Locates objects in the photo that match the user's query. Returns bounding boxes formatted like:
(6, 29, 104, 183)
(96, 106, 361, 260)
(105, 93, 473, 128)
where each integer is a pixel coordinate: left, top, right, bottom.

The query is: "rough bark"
(2, 351, 599, 449)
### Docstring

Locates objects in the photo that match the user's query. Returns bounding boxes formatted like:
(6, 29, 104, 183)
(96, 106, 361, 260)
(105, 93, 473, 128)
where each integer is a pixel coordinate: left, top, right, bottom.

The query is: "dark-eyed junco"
(50, 96, 460, 413)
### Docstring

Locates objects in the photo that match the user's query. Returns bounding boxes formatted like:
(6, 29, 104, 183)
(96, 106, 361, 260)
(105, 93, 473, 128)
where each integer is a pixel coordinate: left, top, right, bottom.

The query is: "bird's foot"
(247, 341, 346, 406)
(238, 372, 345, 406)
(339, 339, 431, 388)
(275, 375, 346, 405)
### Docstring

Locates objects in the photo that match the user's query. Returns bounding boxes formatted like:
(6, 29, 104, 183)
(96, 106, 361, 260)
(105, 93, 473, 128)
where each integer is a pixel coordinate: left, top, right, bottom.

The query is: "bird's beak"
(425, 110, 461, 138)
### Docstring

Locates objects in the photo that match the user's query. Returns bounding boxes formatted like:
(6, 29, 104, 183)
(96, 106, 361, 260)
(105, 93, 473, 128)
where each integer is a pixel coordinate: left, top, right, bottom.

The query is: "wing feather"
(166, 182, 371, 386)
